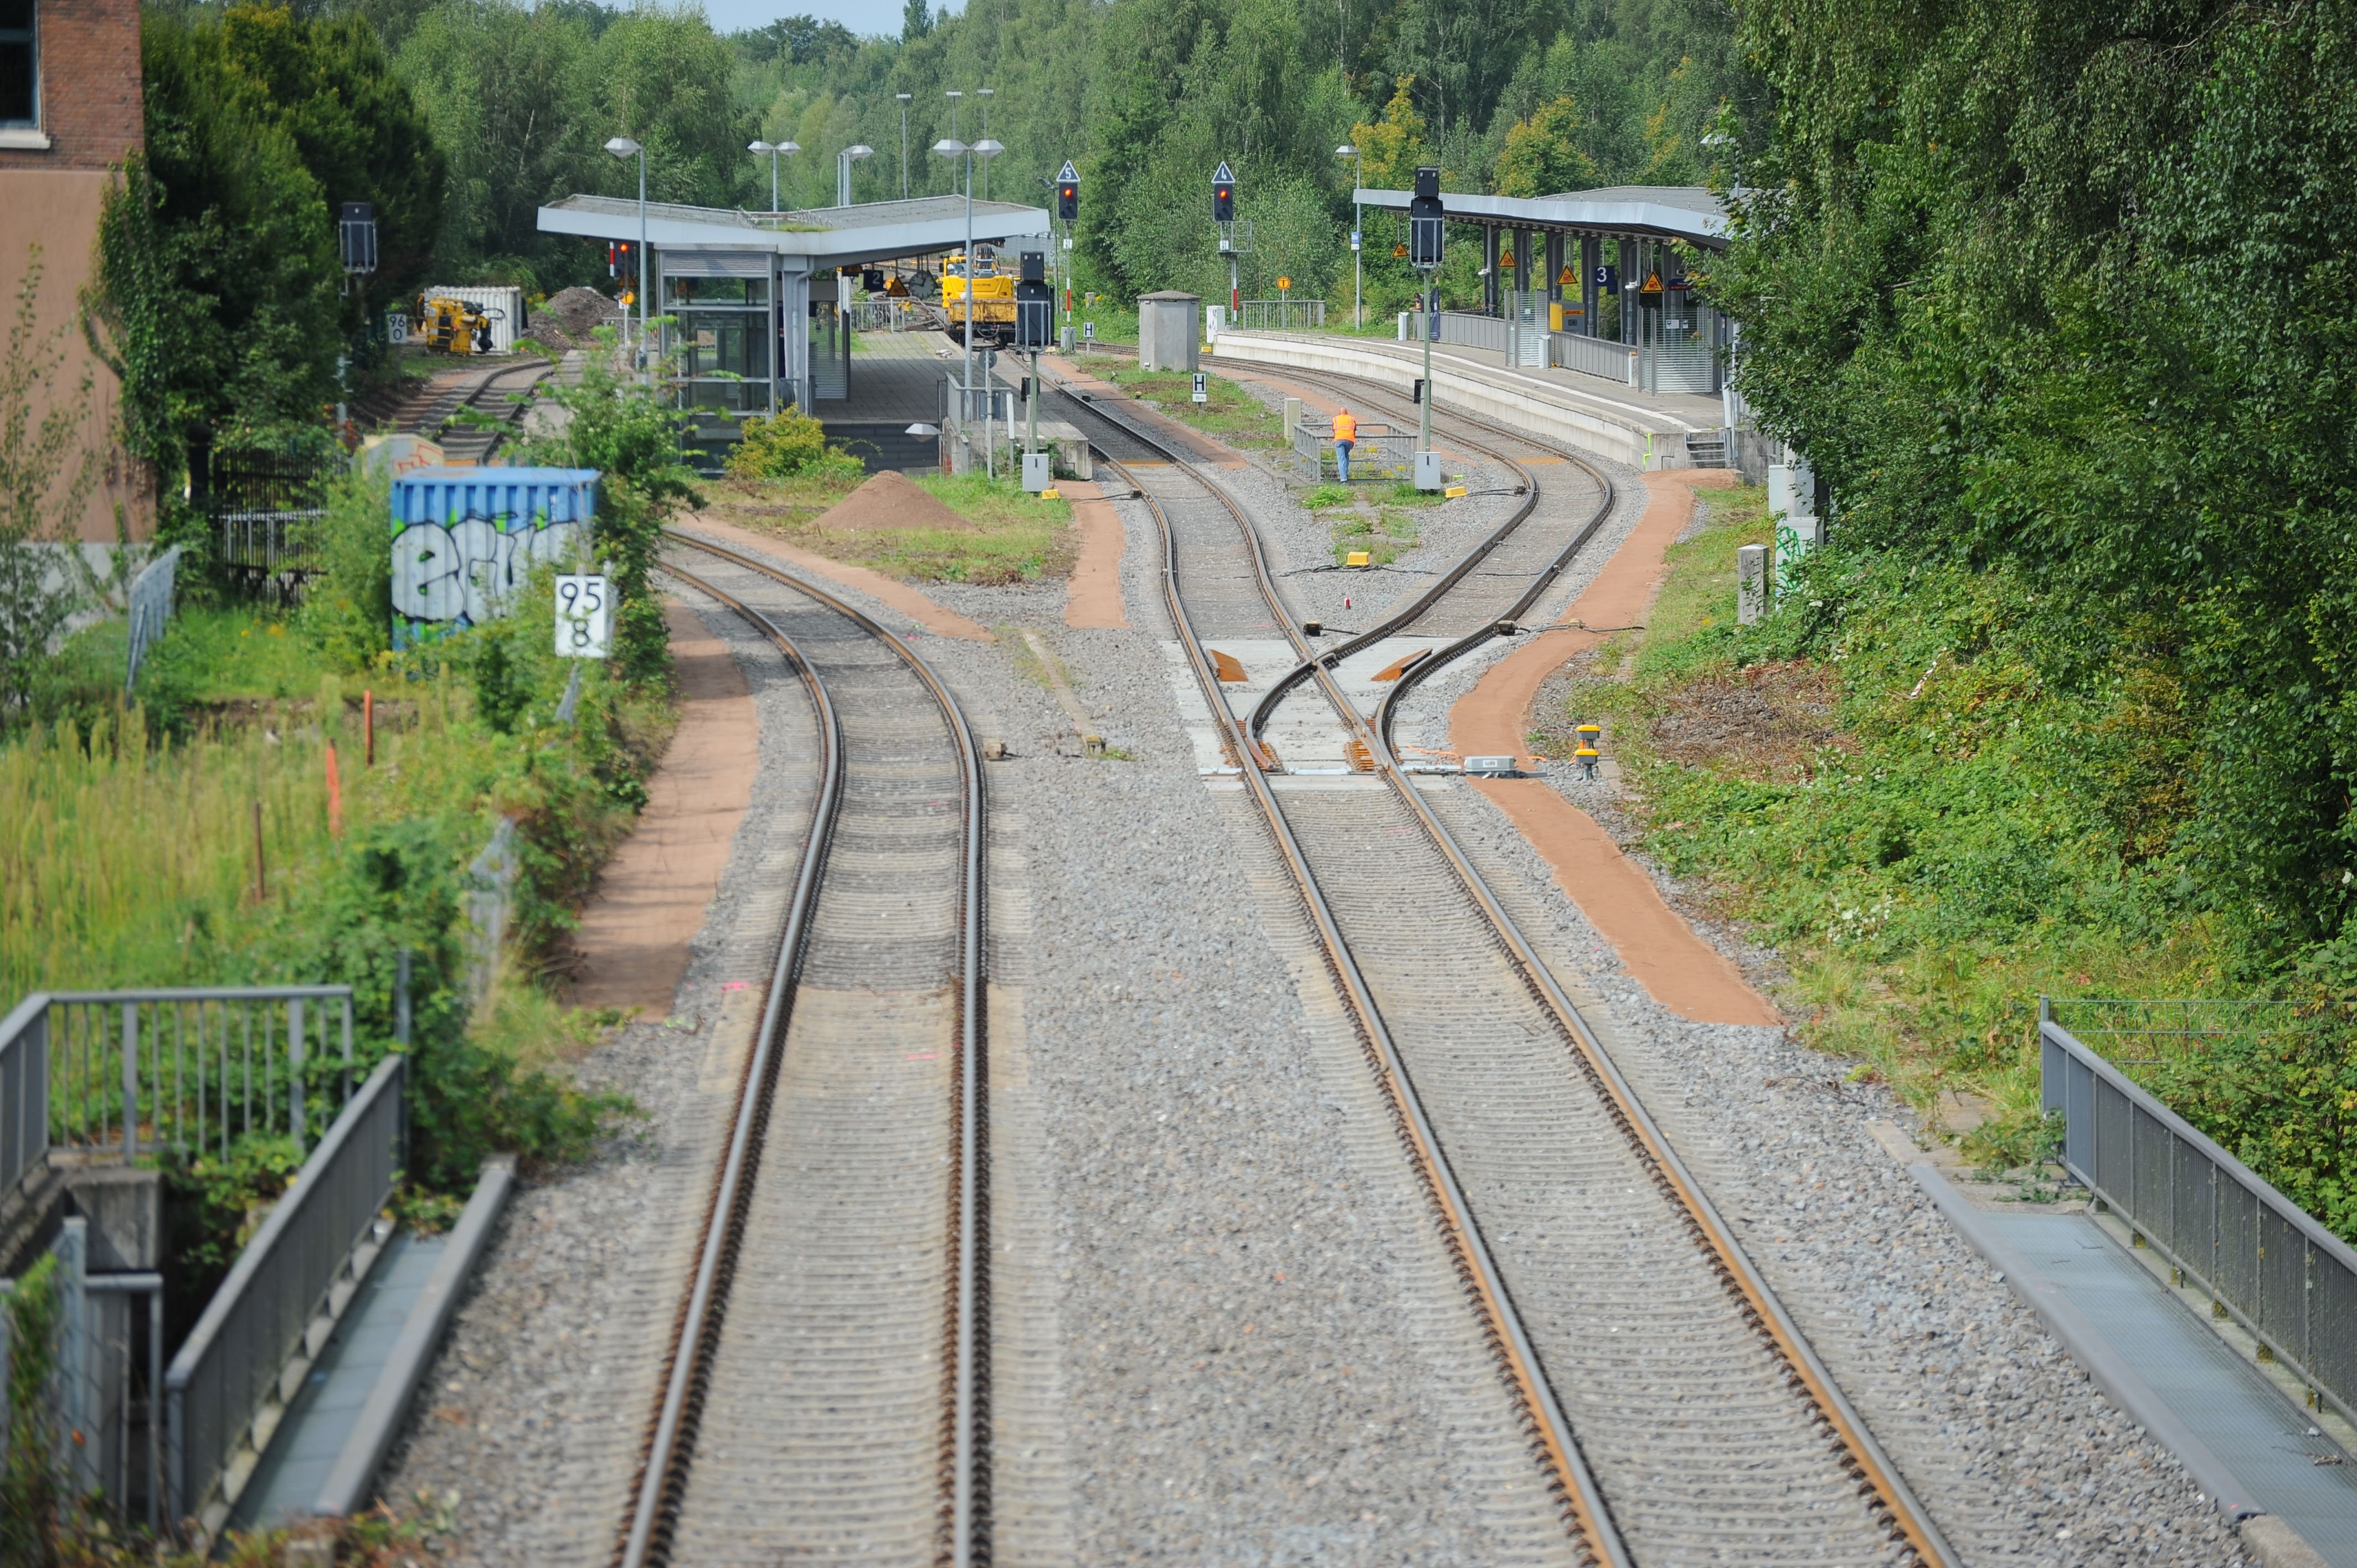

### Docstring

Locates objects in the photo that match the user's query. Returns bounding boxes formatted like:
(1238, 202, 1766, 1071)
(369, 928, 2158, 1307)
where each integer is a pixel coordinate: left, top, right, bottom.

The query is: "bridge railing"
(1, 987, 358, 1201)
(165, 1051, 406, 1537)
(2042, 997, 2357, 1429)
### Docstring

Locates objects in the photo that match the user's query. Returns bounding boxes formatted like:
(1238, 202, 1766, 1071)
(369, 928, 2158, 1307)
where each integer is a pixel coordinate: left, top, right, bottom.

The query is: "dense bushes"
(1718, 0, 2357, 977)
(724, 409, 863, 481)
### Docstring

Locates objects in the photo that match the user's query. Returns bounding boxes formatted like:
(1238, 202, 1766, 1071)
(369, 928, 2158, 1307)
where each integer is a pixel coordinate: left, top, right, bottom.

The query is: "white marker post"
(555, 574, 612, 659)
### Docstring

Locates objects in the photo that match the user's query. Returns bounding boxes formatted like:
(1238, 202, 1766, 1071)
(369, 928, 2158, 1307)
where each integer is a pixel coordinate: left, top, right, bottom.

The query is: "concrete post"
(1737, 544, 1769, 624)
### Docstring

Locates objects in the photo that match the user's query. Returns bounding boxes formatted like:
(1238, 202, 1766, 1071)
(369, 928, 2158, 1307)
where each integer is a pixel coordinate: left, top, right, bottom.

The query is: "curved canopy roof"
(1352, 184, 1727, 249)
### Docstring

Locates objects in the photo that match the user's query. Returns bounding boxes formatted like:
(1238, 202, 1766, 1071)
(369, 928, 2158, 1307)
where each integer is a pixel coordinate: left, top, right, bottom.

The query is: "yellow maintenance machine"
(420, 295, 497, 354)
(939, 248, 1015, 345)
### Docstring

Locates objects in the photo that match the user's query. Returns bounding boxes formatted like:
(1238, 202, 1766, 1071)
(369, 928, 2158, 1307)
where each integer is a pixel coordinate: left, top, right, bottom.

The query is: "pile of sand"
(810, 469, 971, 532)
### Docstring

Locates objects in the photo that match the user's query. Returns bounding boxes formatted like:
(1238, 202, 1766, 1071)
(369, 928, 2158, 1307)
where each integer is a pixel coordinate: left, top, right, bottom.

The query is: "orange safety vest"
(1332, 411, 1357, 443)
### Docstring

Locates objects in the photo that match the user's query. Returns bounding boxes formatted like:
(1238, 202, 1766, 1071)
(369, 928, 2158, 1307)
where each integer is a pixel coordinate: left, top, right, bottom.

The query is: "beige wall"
(0, 169, 153, 544)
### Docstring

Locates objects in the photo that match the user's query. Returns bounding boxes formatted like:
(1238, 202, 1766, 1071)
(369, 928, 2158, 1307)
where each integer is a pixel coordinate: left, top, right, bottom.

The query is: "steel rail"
(1065, 428, 1627, 1563)
(1057, 374, 1959, 1568)
(611, 558, 845, 1568)
(658, 528, 995, 1568)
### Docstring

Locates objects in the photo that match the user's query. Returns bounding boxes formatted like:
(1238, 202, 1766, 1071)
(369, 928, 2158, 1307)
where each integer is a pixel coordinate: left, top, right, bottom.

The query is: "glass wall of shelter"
(1475, 224, 1729, 396)
(660, 268, 774, 415)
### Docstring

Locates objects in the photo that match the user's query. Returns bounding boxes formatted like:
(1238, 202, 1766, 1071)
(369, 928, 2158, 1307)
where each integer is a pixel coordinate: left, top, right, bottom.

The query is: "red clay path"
(1450, 468, 1779, 1027)
(565, 601, 759, 1014)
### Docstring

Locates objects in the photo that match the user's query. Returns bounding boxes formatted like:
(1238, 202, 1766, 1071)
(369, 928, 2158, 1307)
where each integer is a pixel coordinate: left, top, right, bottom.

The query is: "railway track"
(402, 356, 554, 463)
(1046, 369, 1959, 1566)
(614, 533, 990, 1568)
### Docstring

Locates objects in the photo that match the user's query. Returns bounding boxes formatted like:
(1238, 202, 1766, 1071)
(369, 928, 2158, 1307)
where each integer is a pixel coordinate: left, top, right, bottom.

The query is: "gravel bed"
(905, 493, 1577, 1562)
(1422, 778, 2251, 1564)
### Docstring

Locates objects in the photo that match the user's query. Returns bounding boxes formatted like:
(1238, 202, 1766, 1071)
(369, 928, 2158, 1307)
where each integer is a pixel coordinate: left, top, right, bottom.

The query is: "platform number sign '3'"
(555, 574, 611, 659)
(1192, 372, 1208, 404)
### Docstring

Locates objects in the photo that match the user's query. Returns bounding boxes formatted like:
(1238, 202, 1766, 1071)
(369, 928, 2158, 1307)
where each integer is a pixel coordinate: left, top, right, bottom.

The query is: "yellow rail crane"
(419, 295, 498, 355)
(939, 248, 1015, 345)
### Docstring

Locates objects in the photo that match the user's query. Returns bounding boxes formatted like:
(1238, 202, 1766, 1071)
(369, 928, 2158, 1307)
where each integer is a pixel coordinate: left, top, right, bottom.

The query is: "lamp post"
(896, 92, 913, 199)
(837, 143, 873, 208)
(945, 89, 963, 194)
(748, 139, 799, 213)
(604, 135, 647, 377)
(975, 87, 994, 200)
(1336, 142, 1362, 329)
(933, 133, 1003, 475)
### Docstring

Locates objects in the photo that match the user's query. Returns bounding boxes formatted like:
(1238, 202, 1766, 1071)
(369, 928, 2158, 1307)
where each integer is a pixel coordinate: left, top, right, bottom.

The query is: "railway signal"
(1057, 160, 1079, 348)
(1212, 161, 1236, 223)
(1408, 166, 1445, 487)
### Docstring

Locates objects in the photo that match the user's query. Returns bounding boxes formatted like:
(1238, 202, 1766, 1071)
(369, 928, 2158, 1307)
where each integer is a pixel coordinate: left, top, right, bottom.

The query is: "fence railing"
(846, 298, 925, 331)
(1241, 299, 1326, 331)
(165, 1050, 404, 1536)
(1551, 332, 1640, 384)
(2041, 1000, 2357, 1430)
(124, 545, 183, 694)
(1, 988, 358, 1197)
(1289, 416, 1417, 482)
(208, 448, 332, 604)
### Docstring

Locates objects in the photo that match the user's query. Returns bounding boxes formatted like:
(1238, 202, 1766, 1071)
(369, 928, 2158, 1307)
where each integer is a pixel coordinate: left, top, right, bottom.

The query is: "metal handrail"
(2, 987, 357, 1171)
(2041, 1007, 2357, 1428)
(164, 1051, 406, 1535)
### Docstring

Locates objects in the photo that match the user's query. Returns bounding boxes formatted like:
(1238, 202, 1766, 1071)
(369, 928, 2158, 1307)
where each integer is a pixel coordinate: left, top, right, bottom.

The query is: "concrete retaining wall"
(1211, 330, 1690, 472)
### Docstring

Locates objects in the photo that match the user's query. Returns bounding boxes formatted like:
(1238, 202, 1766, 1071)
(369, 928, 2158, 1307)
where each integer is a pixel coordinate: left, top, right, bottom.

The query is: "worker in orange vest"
(1332, 406, 1357, 482)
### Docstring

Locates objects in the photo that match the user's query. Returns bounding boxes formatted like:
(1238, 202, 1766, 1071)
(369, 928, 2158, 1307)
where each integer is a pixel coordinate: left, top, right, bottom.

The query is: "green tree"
(1493, 95, 1599, 196)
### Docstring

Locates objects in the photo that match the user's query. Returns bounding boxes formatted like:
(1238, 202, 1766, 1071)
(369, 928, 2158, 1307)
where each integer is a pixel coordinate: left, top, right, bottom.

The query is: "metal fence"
(1241, 299, 1326, 331)
(165, 1051, 405, 1536)
(1289, 415, 1417, 483)
(1551, 332, 1640, 384)
(846, 298, 925, 332)
(123, 545, 183, 694)
(2041, 999, 2357, 1428)
(208, 448, 332, 604)
(0, 988, 358, 1196)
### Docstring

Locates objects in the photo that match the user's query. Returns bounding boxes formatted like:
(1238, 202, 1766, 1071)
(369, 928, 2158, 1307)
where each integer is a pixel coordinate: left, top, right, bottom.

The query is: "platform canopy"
(1351, 183, 1727, 250)
(537, 193, 1051, 271)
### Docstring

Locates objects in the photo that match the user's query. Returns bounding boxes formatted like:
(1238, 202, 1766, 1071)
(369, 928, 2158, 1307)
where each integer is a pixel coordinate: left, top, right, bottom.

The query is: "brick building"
(1, 0, 151, 543)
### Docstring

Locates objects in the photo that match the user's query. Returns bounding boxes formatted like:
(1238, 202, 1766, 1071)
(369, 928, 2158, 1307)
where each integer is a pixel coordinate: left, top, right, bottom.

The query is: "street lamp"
(896, 92, 913, 199)
(1336, 142, 1362, 329)
(837, 143, 873, 208)
(933, 133, 1004, 474)
(975, 87, 995, 199)
(748, 139, 799, 213)
(604, 135, 646, 374)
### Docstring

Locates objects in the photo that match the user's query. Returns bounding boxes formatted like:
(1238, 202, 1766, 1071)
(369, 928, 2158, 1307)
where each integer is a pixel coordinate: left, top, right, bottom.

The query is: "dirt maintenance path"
(564, 600, 759, 1014)
(1449, 467, 1778, 1027)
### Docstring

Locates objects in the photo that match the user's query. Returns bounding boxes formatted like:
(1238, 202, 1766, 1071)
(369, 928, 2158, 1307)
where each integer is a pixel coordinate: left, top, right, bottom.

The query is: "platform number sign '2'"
(1192, 372, 1208, 404)
(555, 575, 611, 659)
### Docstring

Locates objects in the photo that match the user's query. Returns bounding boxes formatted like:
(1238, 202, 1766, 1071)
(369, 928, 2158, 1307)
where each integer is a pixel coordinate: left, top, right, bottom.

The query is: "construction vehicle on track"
(939, 248, 1015, 345)
(420, 295, 499, 355)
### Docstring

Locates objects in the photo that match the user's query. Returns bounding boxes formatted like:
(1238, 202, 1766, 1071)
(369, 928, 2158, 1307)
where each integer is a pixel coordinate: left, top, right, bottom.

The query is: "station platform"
(1915, 1162, 2357, 1564)
(1210, 328, 1727, 472)
(817, 328, 962, 472)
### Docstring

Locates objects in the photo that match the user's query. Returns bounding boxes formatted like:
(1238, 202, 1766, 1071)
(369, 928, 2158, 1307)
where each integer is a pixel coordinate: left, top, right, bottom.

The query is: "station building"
(1351, 184, 1730, 396)
(536, 193, 1049, 464)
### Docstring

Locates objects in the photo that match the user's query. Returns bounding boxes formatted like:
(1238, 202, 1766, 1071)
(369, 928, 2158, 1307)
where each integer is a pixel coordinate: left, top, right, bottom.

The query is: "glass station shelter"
(537, 192, 1050, 418)
(1350, 184, 1731, 395)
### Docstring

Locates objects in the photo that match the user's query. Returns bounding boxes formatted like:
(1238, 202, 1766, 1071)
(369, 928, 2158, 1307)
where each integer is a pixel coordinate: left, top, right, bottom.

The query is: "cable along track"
(1052, 374, 1957, 1566)
(615, 533, 990, 1568)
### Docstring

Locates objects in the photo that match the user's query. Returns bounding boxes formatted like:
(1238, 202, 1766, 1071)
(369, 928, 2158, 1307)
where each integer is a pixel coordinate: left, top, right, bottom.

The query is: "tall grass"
(0, 669, 496, 1002)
